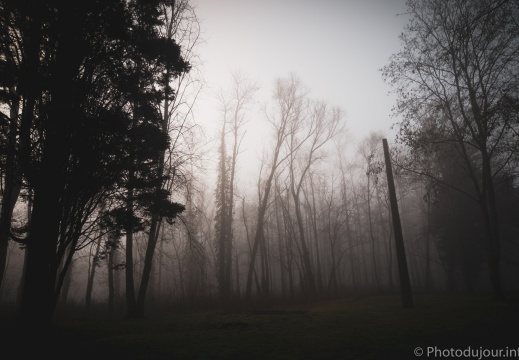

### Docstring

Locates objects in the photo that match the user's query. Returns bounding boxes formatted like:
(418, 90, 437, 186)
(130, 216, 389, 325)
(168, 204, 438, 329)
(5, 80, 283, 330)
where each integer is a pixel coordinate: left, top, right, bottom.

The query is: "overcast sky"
(190, 0, 409, 182)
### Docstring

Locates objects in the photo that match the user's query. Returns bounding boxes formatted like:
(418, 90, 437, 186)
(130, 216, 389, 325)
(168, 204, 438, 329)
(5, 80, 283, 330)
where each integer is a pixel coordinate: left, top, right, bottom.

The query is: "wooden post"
(382, 139, 413, 308)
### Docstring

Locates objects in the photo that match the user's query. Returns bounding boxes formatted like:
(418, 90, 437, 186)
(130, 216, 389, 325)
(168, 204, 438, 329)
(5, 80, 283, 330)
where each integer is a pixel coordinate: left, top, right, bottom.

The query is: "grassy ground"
(3, 294, 519, 359)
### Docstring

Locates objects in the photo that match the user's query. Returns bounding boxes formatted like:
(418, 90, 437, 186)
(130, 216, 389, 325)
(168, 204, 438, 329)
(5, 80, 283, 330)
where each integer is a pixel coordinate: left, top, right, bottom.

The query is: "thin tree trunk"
(108, 245, 115, 315)
(86, 236, 102, 316)
(291, 193, 316, 295)
(284, 195, 295, 299)
(125, 186, 137, 317)
(275, 184, 287, 299)
(216, 123, 229, 300)
(157, 226, 165, 303)
(344, 202, 357, 293)
(60, 258, 73, 306)
(234, 246, 240, 299)
(309, 179, 324, 293)
(351, 184, 365, 287)
(245, 172, 277, 299)
(259, 228, 270, 296)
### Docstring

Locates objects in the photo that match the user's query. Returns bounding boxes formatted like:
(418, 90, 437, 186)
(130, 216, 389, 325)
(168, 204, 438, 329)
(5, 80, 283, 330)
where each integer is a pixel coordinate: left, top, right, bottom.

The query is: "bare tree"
(214, 71, 258, 300)
(244, 74, 307, 299)
(357, 132, 386, 290)
(286, 100, 343, 295)
(382, 0, 519, 300)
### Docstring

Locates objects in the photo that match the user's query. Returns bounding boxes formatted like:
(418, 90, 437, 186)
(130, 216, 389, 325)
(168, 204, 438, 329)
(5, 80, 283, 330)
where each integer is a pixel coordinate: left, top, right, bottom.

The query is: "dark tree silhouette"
(382, 0, 519, 300)
(0, 0, 188, 327)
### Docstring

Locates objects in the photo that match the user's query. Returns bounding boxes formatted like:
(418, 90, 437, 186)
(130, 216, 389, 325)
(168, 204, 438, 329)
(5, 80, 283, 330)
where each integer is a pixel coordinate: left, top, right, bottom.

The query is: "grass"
(3, 294, 519, 359)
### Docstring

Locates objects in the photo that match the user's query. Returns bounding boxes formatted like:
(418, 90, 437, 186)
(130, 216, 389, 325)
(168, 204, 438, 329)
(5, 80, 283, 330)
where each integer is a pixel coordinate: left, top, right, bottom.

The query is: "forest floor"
(2, 294, 518, 359)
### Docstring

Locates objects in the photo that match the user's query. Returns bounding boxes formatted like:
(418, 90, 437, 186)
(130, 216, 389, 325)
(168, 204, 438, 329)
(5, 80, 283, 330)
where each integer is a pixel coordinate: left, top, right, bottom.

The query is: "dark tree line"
(0, 0, 190, 326)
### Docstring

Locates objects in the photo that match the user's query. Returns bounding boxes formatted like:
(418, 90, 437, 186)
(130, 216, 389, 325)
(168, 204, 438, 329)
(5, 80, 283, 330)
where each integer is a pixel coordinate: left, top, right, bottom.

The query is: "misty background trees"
(1, 0, 518, 327)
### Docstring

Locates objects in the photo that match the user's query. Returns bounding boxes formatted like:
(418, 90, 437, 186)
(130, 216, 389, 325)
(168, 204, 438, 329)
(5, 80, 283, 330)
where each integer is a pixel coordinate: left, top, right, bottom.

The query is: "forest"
(1, 0, 519, 358)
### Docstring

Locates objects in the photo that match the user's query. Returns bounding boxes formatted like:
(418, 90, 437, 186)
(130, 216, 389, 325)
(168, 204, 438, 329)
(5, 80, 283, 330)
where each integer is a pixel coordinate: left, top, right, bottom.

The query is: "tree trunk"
(216, 123, 229, 300)
(136, 216, 161, 316)
(107, 246, 115, 316)
(125, 187, 137, 318)
(157, 227, 165, 304)
(291, 192, 316, 295)
(86, 236, 102, 317)
(60, 258, 73, 306)
(245, 178, 274, 299)
(275, 185, 287, 299)
(382, 139, 413, 308)
(309, 180, 324, 293)
(0, 89, 22, 292)
(344, 202, 358, 293)
(20, 3, 82, 325)
(234, 246, 240, 299)
(259, 227, 270, 296)
(21, 128, 69, 326)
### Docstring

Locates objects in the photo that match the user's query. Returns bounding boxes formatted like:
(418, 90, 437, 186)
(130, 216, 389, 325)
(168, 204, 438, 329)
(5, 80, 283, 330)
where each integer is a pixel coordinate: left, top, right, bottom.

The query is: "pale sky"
(191, 0, 409, 183)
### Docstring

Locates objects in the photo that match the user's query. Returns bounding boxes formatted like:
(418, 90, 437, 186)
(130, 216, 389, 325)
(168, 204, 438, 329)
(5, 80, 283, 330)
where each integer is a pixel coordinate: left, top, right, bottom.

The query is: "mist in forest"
(1, 0, 518, 358)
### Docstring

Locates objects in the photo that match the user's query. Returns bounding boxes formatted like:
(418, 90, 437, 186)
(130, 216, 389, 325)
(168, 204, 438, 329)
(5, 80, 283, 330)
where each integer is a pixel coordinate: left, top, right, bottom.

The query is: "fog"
(1, 0, 518, 358)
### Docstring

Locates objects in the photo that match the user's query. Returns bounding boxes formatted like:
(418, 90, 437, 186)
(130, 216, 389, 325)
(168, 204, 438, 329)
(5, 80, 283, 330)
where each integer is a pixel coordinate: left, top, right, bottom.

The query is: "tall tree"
(383, 139, 413, 308)
(286, 100, 343, 295)
(133, 0, 195, 319)
(214, 72, 258, 300)
(0, 0, 39, 293)
(382, 0, 519, 300)
(214, 120, 231, 298)
(0, 0, 189, 326)
(245, 74, 306, 299)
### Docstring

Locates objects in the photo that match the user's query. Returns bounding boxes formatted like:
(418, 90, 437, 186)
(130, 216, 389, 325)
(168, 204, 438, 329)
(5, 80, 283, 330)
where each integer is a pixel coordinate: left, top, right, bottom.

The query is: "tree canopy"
(0, 0, 190, 326)
(382, 0, 519, 300)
